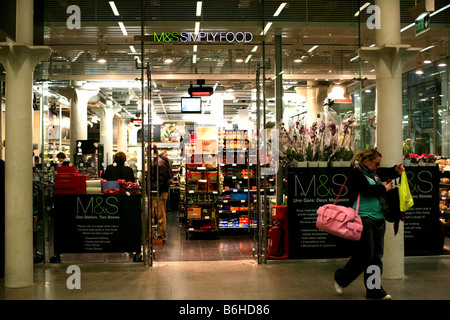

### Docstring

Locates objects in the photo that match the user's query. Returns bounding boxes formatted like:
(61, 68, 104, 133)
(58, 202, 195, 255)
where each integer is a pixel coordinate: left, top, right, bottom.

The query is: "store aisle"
(153, 210, 255, 261)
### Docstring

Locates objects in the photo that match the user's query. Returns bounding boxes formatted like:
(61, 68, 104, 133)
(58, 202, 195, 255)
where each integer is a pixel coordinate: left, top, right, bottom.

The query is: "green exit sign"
(415, 12, 430, 36)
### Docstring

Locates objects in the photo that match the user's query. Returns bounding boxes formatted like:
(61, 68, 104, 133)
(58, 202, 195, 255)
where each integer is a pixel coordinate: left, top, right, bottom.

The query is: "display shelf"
(439, 170, 450, 229)
(218, 130, 255, 231)
(184, 162, 219, 239)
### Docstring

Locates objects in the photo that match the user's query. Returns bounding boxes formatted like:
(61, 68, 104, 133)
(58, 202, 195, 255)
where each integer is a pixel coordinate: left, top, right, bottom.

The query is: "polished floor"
(1, 210, 450, 302)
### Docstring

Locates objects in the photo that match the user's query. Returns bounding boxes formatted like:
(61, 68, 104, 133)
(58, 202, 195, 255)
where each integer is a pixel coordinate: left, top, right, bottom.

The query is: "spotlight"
(97, 53, 107, 64)
(438, 58, 447, 67)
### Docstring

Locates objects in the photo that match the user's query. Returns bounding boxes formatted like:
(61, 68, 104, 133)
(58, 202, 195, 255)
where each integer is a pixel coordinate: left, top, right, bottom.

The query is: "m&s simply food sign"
(153, 31, 253, 43)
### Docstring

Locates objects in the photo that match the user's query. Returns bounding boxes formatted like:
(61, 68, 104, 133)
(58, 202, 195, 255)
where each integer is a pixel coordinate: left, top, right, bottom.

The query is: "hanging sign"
(415, 12, 430, 36)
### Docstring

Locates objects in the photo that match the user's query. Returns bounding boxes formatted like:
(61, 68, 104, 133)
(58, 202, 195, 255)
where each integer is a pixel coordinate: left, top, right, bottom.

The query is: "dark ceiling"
(27, 0, 450, 123)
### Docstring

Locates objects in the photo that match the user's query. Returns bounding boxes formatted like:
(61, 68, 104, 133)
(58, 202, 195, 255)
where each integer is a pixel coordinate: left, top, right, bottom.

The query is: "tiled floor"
(2, 209, 450, 303)
(153, 210, 256, 261)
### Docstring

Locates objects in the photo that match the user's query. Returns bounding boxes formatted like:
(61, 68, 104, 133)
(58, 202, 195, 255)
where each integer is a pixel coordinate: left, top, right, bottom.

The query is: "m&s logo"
(153, 31, 253, 43)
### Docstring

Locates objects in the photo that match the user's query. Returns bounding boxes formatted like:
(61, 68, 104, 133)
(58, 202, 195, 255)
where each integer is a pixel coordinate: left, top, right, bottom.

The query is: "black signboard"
(287, 166, 442, 259)
(54, 194, 142, 253)
(403, 165, 441, 256)
(287, 167, 353, 259)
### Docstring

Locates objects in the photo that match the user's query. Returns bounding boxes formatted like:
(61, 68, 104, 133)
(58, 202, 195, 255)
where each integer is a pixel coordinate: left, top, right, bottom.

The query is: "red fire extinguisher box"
(267, 205, 289, 259)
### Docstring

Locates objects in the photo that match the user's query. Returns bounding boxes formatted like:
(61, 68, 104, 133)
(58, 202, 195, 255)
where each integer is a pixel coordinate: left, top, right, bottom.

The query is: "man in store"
(147, 146, 173, 244)
(56, 152, 70, 166)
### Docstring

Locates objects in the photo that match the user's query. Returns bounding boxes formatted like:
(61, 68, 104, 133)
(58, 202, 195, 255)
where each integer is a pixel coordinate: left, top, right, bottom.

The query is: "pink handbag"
(316, 178, 363, 241)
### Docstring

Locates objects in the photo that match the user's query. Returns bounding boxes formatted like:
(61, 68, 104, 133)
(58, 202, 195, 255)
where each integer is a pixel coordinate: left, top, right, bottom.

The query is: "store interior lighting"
(415, 64, 424, 75)
(96, 35, 107, 64)
(108, 1, 120, 16)
(118, 22, 128, 36)
(438, 57, 447, 67)
(261, 22, 272, 35)
(438, 42, 448, 67)
(196, 1, 202, 16)
(273, 2, 287, 16)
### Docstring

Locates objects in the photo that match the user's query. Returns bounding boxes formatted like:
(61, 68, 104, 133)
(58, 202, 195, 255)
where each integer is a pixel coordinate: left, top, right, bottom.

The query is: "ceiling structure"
(32, 0, 450, 124)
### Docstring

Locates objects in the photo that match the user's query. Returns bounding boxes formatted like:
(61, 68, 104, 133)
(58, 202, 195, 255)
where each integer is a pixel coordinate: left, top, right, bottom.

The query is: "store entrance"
(152, 209, 255, 262)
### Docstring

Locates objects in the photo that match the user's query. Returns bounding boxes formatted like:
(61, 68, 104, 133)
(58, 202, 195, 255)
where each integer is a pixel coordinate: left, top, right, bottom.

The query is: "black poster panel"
(54, 194, 141, 253)
(287, 167, 353, 259)
(403, 166, 441, 256)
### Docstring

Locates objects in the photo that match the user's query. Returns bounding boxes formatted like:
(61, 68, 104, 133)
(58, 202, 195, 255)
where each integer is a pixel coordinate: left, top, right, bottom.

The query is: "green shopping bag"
(399, 171, 414, 212)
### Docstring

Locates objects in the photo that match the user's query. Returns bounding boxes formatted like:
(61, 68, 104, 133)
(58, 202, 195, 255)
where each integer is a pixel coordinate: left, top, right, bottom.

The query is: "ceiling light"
(415, 66, 424, 75)
(193, 54, 197, 64)
(273, 2, 287, 16)
(420, 45, 435, 52)
(354, 2, 370, 17)
(118, 22, 128, 36)
(438, 58, 447, 67)
(423, 53, 432, 64)
(293, 52, 303, 63)
(194, 22, 200, 35)
(196, 1, 202, 16)
(307, 45, 318, 53)
(164, 57, 173, 64)
(245, 55, 252, 63)
(193, 45, 198, 52)
(109, 1, 120, 16)
(235, 56, 244, 63)
(261, 22, 272, 35)
(97, 55, 107, 63)
(129, 45, 136, 53)
(251, 46, 258, 52)
(350, 55, 359, 62)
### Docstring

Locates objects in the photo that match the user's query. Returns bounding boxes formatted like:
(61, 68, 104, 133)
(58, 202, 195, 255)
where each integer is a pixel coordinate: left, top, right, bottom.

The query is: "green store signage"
(154, 31, 253, 43)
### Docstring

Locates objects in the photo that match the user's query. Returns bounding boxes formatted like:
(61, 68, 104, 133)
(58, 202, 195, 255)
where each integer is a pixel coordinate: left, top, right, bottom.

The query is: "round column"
(0, 0, 52, 288)
(69, 85, 99, 162)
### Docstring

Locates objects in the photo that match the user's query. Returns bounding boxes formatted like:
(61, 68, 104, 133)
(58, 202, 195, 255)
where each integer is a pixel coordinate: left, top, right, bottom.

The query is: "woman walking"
(334, 148, 404, 300)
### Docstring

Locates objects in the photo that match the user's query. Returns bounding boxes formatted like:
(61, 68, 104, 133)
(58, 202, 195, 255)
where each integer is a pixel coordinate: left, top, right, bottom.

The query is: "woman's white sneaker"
(334, 281, 343, 294)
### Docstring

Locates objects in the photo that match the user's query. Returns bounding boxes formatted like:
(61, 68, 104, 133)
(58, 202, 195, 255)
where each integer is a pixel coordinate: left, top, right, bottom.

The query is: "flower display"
(279, 109, 359, 165)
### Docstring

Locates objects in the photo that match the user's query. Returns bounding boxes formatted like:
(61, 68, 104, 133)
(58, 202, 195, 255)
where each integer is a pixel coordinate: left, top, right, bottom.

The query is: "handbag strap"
(333, 175, 361, 214)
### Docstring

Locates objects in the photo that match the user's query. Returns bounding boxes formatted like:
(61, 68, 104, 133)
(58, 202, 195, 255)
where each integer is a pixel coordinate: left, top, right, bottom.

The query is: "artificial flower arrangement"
(279, 109, 359, 166)
(408, 153, 437, 164)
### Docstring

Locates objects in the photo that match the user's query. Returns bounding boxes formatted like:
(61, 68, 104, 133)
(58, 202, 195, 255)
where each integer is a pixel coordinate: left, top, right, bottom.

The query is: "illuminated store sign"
(154, 32, 253, 43)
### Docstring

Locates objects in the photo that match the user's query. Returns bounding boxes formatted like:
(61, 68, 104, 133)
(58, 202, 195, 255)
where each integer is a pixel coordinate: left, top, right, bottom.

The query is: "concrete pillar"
(295, 82, 328, 127)
(359, 0, 421, 280)
(0, 0, 51, 288)
(93, 101, 119, 165)
(117, 117, 130, 154)
(72, 85, 99, 162)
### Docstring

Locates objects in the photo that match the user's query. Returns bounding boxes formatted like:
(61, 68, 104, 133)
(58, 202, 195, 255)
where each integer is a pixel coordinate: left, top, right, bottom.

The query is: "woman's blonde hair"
(352, 148, 382, 162)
